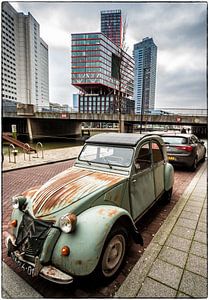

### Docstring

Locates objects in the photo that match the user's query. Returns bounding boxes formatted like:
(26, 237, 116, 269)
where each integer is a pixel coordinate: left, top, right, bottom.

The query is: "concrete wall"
(27, 118, 82, 140)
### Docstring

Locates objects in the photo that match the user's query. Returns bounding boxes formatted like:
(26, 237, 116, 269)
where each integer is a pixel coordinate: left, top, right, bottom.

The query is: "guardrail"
(3, 104, 207, 116)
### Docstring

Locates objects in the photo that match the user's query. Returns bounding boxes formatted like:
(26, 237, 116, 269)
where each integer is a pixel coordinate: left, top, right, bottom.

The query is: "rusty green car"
(5, 133, 174, 284)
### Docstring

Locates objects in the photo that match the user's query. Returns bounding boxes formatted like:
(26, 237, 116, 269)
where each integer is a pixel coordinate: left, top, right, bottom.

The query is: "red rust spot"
(46, 266, 56, 276)
(98, 208, 106, 215)
(108, 208, 118, 217)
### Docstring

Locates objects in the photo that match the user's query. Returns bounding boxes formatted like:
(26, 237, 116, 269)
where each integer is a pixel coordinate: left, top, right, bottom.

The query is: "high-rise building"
(133, 37, 157, 114)
(1, 2, 49, 109)
(101, 10, 122, 47)
(71, 32, 134, 114)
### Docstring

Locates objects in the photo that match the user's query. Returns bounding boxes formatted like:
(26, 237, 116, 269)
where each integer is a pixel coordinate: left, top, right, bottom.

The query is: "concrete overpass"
(3, 107, 207, 140)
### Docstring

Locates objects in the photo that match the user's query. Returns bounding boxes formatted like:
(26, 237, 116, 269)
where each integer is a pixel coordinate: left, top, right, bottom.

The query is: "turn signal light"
(10, 220, 17, 227)
(61, 246, 70, 256)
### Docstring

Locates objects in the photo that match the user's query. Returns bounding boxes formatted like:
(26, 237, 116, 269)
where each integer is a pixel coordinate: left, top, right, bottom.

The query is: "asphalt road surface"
(2, 160, 197, 297)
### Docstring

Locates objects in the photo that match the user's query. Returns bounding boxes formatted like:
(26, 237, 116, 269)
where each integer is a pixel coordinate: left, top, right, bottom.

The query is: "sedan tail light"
(176, 145, 193, 152)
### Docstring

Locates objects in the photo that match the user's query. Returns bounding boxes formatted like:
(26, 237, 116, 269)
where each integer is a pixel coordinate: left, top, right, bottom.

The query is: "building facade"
(133, 37, 157, 114)
(101, 10, 122, 47)
(1, 2, 49, 109)
(71, 32, 134, 114)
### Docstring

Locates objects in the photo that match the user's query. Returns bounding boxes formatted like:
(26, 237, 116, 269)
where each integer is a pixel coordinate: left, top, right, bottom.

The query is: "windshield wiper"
(102, 157, 113, 169)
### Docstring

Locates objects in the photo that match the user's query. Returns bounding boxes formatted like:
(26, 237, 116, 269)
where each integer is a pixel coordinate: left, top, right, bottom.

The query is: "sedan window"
(163, 137, 188, 145)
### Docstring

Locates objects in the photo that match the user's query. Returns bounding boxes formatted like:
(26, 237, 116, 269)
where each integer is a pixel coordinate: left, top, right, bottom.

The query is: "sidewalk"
(3, 146, 82, 171)
(115, 162, 207, 298)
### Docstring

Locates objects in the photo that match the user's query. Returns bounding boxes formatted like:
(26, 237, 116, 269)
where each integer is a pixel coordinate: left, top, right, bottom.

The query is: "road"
(2, 160, 197, 297)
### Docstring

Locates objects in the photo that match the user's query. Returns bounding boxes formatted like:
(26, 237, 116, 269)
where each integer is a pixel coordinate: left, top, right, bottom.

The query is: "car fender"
(164, 162, 174, 191)
(51, 205, 141, 277)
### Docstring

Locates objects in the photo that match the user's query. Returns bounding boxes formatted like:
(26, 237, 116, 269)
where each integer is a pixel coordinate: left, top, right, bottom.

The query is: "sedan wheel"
(191, 157, 198, 171)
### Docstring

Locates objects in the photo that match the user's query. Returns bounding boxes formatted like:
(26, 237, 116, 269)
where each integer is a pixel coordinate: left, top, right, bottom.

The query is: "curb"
(115, 162, 207, 297)
(2, 262, 43, 298)
(2, 156, 77, 173)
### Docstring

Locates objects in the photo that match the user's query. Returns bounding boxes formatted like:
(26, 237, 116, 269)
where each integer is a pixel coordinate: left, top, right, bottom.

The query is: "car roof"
(86, 133, 163, 146)
(159, 133, 192, 138)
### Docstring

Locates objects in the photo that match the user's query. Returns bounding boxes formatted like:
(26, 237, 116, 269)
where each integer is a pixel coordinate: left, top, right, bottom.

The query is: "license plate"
(168, 156, 176, 161)
(11, 251, 35, 277)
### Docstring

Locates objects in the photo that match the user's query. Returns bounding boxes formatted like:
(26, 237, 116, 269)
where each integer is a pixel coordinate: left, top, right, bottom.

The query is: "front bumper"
(5, 233, 73, 285)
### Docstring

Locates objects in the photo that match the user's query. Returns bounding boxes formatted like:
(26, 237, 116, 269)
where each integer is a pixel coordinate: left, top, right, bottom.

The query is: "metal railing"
(2, 102, 207, 116)
(8, 144, 18, 163)
(36, 142, 44, 159)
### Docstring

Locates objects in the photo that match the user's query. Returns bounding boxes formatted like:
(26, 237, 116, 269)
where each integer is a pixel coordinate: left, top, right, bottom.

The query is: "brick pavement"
(2, 159, 199, 297)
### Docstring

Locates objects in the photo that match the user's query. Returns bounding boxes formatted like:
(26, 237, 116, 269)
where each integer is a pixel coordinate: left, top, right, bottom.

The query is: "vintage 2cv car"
(5, 133, 174, 284)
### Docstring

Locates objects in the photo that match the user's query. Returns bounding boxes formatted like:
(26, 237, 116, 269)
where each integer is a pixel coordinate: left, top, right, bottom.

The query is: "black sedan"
(160, 133, 206, 171)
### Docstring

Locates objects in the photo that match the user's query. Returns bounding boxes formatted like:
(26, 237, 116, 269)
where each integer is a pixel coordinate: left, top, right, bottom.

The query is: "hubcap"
(102, 234, 126, 277)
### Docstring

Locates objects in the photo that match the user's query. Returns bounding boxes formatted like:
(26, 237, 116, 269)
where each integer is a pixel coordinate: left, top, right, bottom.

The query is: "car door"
(151, 140, 165, 198)
(130, 141, 155, 220)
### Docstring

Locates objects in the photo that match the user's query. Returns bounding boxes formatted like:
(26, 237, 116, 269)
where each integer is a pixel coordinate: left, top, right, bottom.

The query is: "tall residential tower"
(2, 2, 49, 109)
(133, 37, 157, 114)
(101, 10, 122, 47)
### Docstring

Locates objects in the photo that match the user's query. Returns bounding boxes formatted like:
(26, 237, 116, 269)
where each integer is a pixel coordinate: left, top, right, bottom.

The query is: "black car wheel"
(163, 187, 173, 203)
(191, 156, 198, 171)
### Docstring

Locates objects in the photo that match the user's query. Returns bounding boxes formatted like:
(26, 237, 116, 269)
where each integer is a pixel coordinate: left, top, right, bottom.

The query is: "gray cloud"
(11, 1, 207, 108)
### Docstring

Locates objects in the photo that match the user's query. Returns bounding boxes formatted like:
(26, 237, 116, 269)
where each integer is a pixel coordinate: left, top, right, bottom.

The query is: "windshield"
(163, 136, 188, 145)
(79, 144, 134, 167)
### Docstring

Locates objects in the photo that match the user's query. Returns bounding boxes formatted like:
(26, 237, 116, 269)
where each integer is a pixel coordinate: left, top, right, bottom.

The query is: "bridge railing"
(2, 102, 207, 116)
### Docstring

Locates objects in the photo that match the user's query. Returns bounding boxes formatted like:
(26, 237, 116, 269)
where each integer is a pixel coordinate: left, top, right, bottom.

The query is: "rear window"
(162, 136, 188, 145)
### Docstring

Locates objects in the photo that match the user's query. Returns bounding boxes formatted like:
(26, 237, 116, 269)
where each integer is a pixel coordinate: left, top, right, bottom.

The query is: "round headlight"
(60, 214, 77, 233)
(12, 196, 27, 210)
(12, 196, 19, 209)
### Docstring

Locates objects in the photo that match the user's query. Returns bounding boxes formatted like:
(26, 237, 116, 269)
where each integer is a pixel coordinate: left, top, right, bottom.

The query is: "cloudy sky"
(11, 1, 207, 109)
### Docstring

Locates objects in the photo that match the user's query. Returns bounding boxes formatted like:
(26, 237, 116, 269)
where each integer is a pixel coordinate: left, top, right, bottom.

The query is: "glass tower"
(133, 37, 157, 114)
(101, 10, 122, 47)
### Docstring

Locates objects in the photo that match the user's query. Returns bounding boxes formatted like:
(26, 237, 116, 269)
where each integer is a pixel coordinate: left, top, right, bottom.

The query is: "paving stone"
(176, 291, 191, 298)
(190, 241, 207, 258)
(179, 270, 208, 298)
(148, 259, 183, 290)
(137, 277, 177, 298)
(197, 221, 207, 233)
(165, 234, 191, 253)
(185, 200, 203, 208)
(194, 230, 207, 244)
(186, 254, 207, 278)
(180, 211, 199, 221)
(199, 211, 207, 223)
(171, 225, 194, 240)
(183, 205, 201, 214)
(159, 246, 188, 268)
(176, 217, 198, 230)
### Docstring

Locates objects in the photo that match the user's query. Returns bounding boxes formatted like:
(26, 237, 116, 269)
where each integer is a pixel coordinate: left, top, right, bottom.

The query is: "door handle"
(132, 179, 136, 183)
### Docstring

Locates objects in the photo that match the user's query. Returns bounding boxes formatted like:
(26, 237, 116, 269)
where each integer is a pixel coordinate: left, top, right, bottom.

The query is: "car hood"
(28, 167, 125, 218)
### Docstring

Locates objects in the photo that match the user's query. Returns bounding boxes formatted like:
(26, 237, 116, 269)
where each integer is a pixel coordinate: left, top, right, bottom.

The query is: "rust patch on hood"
(21, 186, 41, 199)
(32, 167, 124, 217)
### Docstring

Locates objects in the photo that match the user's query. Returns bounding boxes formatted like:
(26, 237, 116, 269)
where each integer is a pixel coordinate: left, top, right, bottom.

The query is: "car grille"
(16, 212, 53, 262)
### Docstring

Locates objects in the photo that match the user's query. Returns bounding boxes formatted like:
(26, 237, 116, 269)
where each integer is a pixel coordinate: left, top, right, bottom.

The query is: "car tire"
(163, 187, 173, 203)
(93, 225, 128, 282)
(191, 156, 198, 171)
